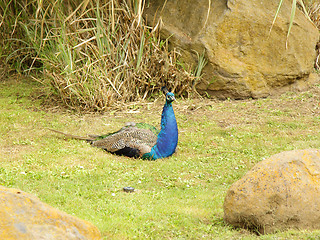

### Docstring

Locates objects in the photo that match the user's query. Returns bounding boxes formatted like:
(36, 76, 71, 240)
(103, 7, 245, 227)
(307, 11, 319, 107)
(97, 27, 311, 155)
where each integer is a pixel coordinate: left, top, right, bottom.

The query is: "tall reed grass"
(1, 0, 319, 111)
(307, 0, 320, 70)
(270, 0, 320, 68)
(0, 0, 196, 111)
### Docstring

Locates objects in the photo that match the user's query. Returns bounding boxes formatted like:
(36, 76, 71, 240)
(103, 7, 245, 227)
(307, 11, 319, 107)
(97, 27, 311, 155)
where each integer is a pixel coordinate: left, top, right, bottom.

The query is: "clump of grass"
(1, 0, 319, 111)
(308, 1, 320, 28)
(192, 50, 208, 93)
(270, 0, 312, 47)
(307, 1, 320, 70)
(1, 0, 194, 111)
(270, 0, 320, 69)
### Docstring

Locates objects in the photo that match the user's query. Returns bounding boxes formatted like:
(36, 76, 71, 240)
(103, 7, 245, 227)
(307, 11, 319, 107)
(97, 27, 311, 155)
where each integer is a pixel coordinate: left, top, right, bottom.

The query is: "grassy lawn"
(1, 75, 320, 239)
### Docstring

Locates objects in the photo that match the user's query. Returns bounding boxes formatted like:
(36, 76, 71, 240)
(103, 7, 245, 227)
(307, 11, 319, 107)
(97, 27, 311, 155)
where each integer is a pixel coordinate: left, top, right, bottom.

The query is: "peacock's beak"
(166, 94, 175, 102)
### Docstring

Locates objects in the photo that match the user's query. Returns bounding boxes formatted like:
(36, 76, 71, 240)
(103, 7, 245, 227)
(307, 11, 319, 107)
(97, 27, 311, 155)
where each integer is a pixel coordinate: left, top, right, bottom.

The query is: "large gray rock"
(224, 149, 320, 234)
(0, 186, 101, 239)
(144, 0, 319, 99)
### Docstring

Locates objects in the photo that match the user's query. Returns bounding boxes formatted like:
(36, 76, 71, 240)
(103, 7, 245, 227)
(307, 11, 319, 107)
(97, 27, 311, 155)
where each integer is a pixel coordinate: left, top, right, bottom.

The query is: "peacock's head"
(161, 86, 175, 103)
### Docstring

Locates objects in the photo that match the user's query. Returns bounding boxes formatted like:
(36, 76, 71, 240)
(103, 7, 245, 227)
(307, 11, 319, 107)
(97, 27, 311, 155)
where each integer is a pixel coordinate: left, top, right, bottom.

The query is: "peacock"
(49, 87, 178, 160)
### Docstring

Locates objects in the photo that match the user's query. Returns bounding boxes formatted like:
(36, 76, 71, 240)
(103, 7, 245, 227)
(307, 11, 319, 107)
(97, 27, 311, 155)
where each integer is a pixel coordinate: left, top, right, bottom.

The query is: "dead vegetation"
(0, 0, 196, 111)
(307, 0, 320, 70)
(0, 0, 320, 111)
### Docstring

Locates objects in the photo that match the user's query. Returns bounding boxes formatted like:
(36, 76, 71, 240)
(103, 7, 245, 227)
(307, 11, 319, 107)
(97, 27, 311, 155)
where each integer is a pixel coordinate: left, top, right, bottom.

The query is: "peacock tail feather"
(94, 122, 160, 140)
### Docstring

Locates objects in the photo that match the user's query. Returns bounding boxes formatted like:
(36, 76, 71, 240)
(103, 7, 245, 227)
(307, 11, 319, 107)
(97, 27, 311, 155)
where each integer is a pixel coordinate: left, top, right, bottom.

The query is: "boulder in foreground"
(224, 149, 320, 234)
(0, 186, 101, 239)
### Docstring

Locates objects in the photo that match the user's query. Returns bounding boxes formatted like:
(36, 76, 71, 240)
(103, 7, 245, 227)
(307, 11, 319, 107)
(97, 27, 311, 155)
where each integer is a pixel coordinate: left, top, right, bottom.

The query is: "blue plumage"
(143, 92, 178, 160)
(49, 87, 178, 160)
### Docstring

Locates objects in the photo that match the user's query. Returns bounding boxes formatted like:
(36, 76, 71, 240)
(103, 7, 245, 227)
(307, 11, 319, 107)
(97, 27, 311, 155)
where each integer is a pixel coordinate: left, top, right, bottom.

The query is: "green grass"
(2, 76, 320, 239)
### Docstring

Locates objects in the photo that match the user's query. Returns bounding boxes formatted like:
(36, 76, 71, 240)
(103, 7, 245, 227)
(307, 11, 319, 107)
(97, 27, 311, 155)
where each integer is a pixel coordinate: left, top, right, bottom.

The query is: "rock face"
(0, 186, 101, 239)
(224, 149, 320, 234)
(144, 0, 319, 99)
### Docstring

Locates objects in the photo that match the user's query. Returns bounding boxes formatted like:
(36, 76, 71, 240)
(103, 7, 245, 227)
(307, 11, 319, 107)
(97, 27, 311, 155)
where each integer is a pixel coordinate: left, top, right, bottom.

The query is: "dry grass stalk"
(1, 0, 319, 111)
(1, 0, 194, 111)
(307, 1, 320, 70)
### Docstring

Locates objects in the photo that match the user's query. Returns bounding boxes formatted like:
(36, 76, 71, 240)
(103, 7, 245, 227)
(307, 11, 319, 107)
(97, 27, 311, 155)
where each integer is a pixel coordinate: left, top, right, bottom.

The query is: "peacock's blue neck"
(143, 101, 178, 160)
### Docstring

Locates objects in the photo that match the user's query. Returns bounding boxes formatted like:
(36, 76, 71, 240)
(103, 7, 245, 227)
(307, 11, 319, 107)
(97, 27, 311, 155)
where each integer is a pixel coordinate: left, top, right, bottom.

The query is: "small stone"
(123, 187, 135, 193)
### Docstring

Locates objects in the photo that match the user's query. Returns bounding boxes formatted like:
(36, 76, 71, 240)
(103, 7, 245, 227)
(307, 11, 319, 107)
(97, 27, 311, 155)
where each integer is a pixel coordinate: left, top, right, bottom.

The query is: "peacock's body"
(50, 87, 178, 160)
